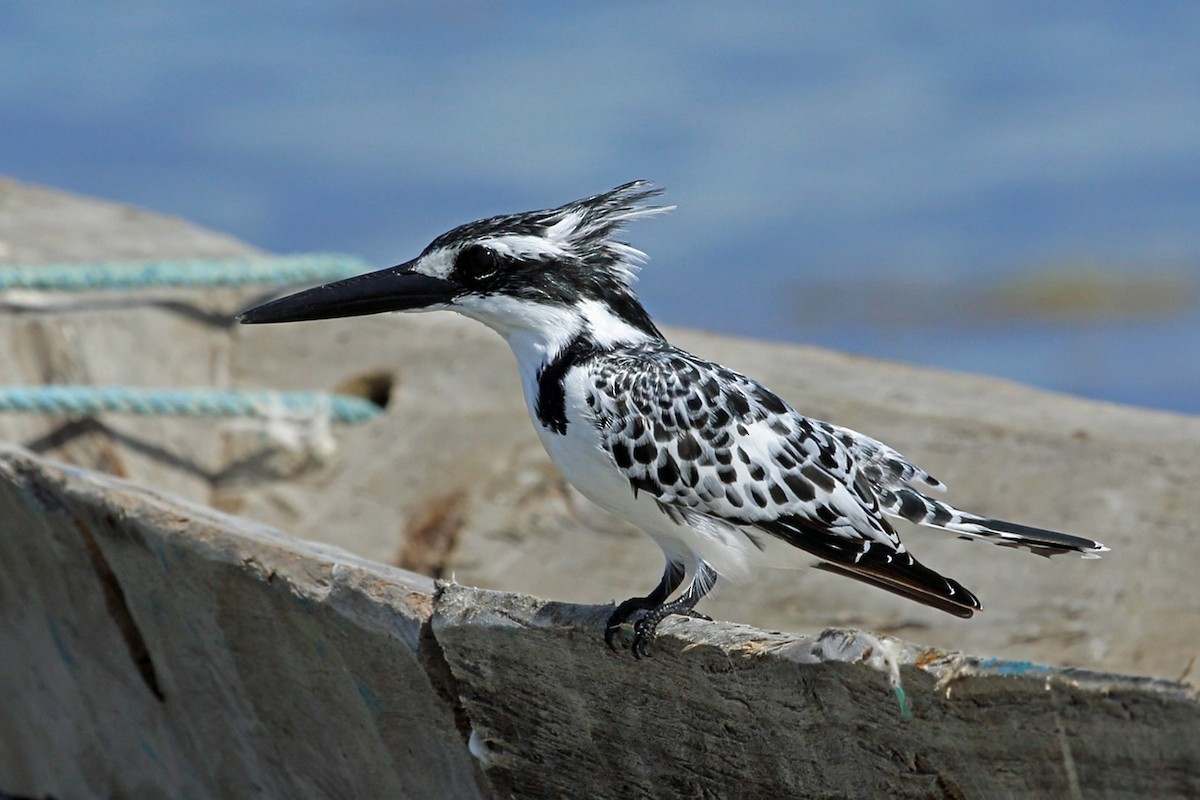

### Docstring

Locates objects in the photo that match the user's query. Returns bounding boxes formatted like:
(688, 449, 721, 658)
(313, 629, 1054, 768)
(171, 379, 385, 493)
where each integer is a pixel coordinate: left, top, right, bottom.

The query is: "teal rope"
(0, 254, 372, 291)
(0, 257, 384, 424)
(0, 386, 380, 424)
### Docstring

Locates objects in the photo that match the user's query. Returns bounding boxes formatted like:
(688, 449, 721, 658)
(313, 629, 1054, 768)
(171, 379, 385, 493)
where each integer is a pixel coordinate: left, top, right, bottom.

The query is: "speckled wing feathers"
(814, 421, 945, 493)
(587, 343, 893, 539)
(583, 341, 982, 614)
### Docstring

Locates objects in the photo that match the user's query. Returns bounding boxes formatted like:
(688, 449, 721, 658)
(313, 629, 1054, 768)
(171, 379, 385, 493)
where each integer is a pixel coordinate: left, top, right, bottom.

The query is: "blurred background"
(3, 2, 1197, 413)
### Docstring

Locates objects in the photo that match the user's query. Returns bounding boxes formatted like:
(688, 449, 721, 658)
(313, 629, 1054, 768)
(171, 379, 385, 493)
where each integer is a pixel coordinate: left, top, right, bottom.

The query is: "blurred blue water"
(2, 3, 1197, 414)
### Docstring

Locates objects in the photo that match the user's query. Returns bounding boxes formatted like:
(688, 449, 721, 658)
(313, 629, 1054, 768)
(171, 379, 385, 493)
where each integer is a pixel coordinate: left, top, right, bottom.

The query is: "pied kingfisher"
(240, 181, 1109, 657)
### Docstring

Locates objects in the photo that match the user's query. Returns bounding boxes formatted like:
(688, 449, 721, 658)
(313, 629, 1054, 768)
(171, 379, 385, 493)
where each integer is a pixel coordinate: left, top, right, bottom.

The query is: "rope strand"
(0, 256, 384, 450)
(0, 254, 371, 292)
(0, 386, 380, 424)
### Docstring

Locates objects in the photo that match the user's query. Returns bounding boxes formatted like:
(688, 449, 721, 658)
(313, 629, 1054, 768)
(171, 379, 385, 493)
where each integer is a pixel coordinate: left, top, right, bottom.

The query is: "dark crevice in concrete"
(335, 369, 395, 410)
(419, 588, 474, 739)
(26, 419, 198, 483)
(23, 418, 103, 458)
(419, 585, 494, 797)
(74, 517, 165, 702)
(25, 419, 318, 489)
(7, 462, 70, 516)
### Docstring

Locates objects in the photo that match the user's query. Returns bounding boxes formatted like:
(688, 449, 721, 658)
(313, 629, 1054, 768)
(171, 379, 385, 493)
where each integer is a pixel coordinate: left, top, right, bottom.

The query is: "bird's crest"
(542, 181, 673, 286)
(424, 180, 672, 291)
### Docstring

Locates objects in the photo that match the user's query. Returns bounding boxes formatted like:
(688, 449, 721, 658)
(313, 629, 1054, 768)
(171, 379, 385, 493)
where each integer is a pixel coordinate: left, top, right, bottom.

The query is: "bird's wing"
(813, 421, 945, 492)
(585, 345, 981, 616)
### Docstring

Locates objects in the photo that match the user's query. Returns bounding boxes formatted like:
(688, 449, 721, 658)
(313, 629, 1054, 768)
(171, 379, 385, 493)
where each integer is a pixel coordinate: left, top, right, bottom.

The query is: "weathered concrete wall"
(435, 585, 1200, 800)
(1, 175, 1197, 684)
(0, 445, 482, 799)
(2, 445, 1197, 799)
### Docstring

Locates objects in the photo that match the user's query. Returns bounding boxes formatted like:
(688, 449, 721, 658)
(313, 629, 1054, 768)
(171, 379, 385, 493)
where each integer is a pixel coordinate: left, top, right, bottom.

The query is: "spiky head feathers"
(412, 182, 670, 333)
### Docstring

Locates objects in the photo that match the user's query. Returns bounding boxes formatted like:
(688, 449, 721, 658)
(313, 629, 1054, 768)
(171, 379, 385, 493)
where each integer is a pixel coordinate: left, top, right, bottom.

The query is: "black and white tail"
(819, 421, 1110, 559)
(878, 485, 1109, 559)
(760, 514, 983, 618)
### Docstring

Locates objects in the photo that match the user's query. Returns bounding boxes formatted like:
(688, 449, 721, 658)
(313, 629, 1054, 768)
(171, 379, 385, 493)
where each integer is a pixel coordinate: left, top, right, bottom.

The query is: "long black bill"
(237, 259, 462, 324)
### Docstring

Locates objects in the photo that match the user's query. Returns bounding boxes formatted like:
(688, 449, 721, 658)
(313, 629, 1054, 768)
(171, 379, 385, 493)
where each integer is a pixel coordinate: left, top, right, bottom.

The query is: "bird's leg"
(604, 560, 686, 650)
(631, 562, 718, 659)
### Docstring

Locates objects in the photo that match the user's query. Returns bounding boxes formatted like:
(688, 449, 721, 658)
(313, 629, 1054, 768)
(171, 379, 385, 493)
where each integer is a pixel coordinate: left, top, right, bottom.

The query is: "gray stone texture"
(2, 444, 1196, 798)
(0, 444, 482, 799)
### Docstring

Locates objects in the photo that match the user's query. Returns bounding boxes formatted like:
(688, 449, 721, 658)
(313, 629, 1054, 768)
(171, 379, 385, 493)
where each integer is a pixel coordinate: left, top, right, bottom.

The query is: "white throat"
(452, 293, 656, 397)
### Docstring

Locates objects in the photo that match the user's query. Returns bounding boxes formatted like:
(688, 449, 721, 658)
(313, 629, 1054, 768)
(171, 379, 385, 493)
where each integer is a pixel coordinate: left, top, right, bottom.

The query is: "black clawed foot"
(631, 602, 712, 659)
(606, 561, 718, 658)
(604, 597, 654, 651)
(605, 561, 687, 652)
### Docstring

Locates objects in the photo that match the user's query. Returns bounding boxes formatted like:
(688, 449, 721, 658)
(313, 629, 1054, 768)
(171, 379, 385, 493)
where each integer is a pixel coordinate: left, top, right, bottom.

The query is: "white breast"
(524, 365, 763, 581)
(532, 366, 652, 525)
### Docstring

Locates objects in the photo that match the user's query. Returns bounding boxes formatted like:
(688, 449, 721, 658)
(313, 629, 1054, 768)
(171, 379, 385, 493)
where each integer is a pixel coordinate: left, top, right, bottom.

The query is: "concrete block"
(3, 445, 1198, 798)
(433, 583, 1200, 799)
(0, 445, 481, 799)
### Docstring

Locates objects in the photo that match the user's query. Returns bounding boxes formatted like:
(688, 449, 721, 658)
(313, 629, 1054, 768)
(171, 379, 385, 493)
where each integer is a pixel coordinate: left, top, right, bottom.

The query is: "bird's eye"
(455, 245, 502, 283)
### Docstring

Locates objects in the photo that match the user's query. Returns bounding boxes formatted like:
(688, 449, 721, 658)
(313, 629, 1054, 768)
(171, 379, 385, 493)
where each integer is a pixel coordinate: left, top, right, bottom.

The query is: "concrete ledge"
(433, 584, 1199, 799)
(3, 445, 1197, 798)
(0, 444, 481, 799)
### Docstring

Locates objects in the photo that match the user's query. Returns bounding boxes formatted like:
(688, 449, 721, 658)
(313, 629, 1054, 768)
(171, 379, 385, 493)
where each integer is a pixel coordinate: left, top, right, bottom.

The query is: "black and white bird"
(240, 181, 1109, 657)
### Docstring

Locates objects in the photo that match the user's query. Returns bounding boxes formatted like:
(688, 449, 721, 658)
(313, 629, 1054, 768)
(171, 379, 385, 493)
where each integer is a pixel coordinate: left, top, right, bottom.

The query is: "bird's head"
(238, 181, 672, 345)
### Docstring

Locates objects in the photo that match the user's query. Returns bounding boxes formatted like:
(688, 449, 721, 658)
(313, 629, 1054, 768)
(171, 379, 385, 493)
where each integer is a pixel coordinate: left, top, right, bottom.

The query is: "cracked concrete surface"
(2, 445, 1197, 799)
(0, 445, 484, 798)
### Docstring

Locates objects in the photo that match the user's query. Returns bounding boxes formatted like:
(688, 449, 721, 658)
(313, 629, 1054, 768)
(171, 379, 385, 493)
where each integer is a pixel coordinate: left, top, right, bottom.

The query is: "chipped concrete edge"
(2, 444, 1197, 798)
(432, 577, 1197, 705)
